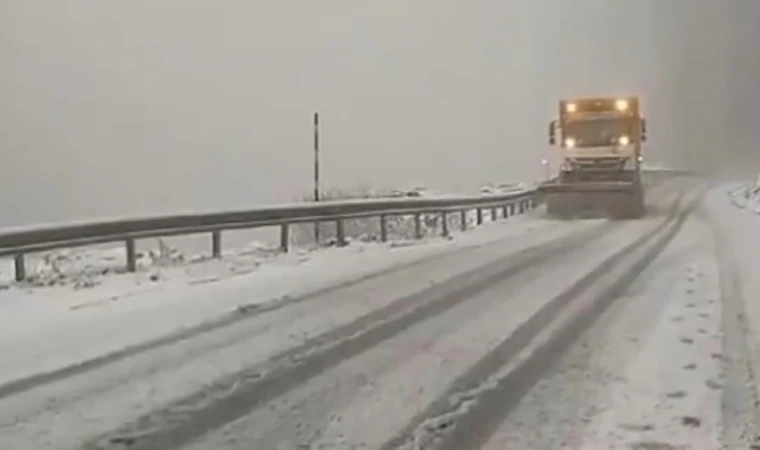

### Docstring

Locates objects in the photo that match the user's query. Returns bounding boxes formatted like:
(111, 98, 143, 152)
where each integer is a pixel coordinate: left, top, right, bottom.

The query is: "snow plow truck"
(539, 96, 648, 219)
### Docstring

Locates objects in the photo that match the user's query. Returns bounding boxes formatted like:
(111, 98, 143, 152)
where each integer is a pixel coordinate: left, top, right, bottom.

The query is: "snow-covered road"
(3, 175, 760, 450)
(482, 191, 724, 449)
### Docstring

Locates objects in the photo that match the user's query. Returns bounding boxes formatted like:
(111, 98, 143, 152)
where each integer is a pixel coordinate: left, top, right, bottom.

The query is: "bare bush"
(290, 187, 484, 247)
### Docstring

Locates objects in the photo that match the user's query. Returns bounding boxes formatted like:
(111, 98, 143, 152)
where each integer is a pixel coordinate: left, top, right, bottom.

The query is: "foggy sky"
(1, 0, 758, 227)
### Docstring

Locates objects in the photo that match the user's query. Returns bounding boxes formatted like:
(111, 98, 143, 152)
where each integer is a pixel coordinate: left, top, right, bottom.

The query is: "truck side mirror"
(549, 121, 556, 145)
(641, 119, 647, 142)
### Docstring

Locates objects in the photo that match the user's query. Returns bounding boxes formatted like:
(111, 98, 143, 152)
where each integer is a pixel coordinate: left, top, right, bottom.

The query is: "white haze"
(1, 0, 759, 227)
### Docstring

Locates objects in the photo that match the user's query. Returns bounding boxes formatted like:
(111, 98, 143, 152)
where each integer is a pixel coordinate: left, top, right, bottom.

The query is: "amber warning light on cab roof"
(560, 97, 639, 117)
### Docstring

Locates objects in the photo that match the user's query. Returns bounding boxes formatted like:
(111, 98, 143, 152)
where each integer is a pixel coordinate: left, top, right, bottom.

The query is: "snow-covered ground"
(7, 177, 760, 449)
(476, 178, 760, 449)
(186, 215, 663, 450)
(484, 198, 725, 449)
(705, 178, 760, 446)
(0, 206, 535, 387)
(0, 207, 610, 450)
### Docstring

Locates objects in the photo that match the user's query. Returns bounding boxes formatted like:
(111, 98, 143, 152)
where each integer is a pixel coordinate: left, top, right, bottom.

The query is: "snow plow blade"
(537, 181, 636, 193)
(538, 181, 645, 220)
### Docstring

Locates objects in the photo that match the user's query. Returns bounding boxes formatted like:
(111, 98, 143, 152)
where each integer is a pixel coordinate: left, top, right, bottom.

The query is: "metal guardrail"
(0, 191, 540, 282)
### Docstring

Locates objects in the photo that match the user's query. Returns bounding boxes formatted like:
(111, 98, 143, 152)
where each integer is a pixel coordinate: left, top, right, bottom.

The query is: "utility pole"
(313, 111, 321, 243)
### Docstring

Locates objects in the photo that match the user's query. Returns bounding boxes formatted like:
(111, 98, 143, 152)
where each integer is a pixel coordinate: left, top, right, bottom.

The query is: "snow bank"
(726, 173, 760, 212)
(0, 238, 278, 289)
(705, 182, 760, 438)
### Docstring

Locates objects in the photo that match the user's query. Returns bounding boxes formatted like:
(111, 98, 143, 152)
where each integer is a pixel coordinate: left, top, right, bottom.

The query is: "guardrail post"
(280, 223, 290, 252)
(476, 208, 483, 225)
(211, 231, 222, 258)
(414, 213, 422, 239)
(380, 214, 388, 243)
(441, 212, 449, 237)
(509, 203, 516, 215)
(491, 207, 498, 221)
(125, 238, 137, 273)
(502, 204, 509, 218)
(336, 218, 347, 246)
(14, 254, 25, 282)
(460, 210, 467, 231)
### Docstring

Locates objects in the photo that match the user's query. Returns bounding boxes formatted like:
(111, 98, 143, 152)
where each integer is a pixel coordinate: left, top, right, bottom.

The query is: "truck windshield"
(563, 117, 634, 147)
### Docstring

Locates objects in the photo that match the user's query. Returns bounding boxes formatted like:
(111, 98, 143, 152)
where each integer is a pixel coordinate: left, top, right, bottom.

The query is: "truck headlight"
(566, 103, 577, 113)
(618, 135, 630, 145)
(564, 137, 576, 148)
(615, 99, 629, 111)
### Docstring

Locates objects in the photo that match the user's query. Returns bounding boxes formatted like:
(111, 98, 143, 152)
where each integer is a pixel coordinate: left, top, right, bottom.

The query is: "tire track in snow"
(183, 182, 691, 450)
(185, 212, 654, 449)
(383, 190, 698, 450)
(480, 197, 720, 449)
(0, 177, 688, 449)
(0, 219, 603, 449)
(80, 220, 617, 450)
(0, 220, 549, 402)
